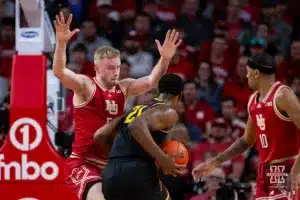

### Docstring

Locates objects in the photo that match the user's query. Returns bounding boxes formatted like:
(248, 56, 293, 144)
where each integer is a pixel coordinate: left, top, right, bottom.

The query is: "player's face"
(246, 66, 258, 90)
(96, 57, 121, 86)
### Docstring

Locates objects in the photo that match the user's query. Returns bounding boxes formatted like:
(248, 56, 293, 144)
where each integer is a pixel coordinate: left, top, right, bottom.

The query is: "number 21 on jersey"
(124, 105, 147, 124)
(256, 114, 268, 148)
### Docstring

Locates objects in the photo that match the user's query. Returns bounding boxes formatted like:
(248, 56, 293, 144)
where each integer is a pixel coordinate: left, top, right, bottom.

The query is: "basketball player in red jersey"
(52, 13, 182, 200)
(193, 52, 300, 199)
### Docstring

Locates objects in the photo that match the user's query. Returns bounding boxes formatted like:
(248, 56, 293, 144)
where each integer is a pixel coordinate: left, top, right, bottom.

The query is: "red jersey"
(184, 100, 215, 132)
(248, 81, 298, 164)
(72, 78, 126, 166)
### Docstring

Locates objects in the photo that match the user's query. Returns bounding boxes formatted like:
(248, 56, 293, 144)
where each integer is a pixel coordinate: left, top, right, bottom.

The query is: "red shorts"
(255, 159, 299, 199)
(65, 154, 106, 200)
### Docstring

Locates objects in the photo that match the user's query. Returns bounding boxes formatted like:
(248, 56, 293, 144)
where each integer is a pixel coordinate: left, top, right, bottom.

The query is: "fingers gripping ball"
(161, 140, 189, 166)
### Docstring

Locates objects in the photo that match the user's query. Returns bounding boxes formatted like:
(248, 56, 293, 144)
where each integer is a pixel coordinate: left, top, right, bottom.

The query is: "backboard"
(15, 0, 55, 55)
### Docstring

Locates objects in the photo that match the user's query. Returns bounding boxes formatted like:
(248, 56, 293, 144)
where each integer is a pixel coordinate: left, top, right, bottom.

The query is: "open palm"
(54, 12, 79, 43)
(192, 160, 217, 182)
(155, 29, 182, 60)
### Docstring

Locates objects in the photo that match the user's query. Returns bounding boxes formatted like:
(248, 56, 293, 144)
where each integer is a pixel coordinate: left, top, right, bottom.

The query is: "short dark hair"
(213, 33, 226, 40)
(158, 74, 184, 96)
(184, 80, 197, 87)
(221, 96, 237, 107)
(72, 43, 88, 54)
(121, 59, 131, 67)
(257, 21, 270, 29)
(135, 11, 151, 22)
(249, 52, 276, 74)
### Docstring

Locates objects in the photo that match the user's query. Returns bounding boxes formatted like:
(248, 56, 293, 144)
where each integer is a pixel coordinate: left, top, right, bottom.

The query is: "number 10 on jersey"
(259, 133, 268, 148)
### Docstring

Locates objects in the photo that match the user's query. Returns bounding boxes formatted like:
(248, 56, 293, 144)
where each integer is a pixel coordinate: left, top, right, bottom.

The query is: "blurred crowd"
(1, 0, 300, 199)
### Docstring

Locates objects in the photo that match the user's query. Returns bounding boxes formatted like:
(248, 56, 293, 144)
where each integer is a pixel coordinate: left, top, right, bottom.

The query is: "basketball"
(161, 140, 189, 166)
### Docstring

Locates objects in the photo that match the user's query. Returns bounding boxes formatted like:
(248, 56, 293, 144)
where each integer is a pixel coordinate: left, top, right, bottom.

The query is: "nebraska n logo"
(256, 114, 265, 131)
(105, 100, 118, 115)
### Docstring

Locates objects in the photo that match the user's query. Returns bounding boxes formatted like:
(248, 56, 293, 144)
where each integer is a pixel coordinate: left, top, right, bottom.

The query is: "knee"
(87, 183, 105, 200)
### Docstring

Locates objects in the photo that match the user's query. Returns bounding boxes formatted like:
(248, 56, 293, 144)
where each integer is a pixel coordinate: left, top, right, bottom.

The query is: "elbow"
(93, 129, 104, 144)
(93, 131, 100, 143)
(242, 136, 255, 148)
(147, 76, 157, 89)
(53, 66, 62, 78)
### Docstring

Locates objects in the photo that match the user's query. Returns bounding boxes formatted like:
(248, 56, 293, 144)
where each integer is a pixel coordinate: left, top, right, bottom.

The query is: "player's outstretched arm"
(94, 115, 123, 147)
(192, 116, 256, 180)
(52, 12, 87, 93)
(214, 117, 256, 164)
(120, 29, 182, 96)
(128, 105, 184, 174)
(275, 87, 300, 193)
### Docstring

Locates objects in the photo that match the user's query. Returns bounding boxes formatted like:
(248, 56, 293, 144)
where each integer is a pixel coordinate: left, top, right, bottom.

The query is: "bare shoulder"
(275, 86, 299, 111)
(74, 75, 95, 97)
(119, 78, 134, 89)
(276, 86, 294, 105)
(149, 104, 179, 124)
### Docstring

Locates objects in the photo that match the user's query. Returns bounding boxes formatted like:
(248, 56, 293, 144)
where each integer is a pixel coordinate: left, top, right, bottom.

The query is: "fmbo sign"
(0, 118, 59, 180)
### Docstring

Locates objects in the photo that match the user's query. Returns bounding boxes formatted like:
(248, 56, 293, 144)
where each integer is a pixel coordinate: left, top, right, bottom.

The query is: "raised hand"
(54, 12, 79, 44)
(155, 29, 182, 60)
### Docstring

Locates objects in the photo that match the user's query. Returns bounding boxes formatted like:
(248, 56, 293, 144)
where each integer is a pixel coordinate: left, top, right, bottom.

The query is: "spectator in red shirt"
(219, 96, 246, 139)
(183, 80, 215, 133)
(167, 49, 194, 81)
(174, 100, 203, 143)
(194, 61, 223, 112)
(69, 43, 95, 78)
(223, 55, 251, 119)
(199, 34, 239, 84)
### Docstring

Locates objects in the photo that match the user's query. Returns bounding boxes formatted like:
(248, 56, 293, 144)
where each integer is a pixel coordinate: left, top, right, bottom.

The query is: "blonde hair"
(94, 46, 120, 64)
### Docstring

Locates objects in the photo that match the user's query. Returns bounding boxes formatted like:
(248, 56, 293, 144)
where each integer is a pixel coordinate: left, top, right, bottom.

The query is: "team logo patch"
(266, 165, 289, 188)
(70, 166, 90, 185)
